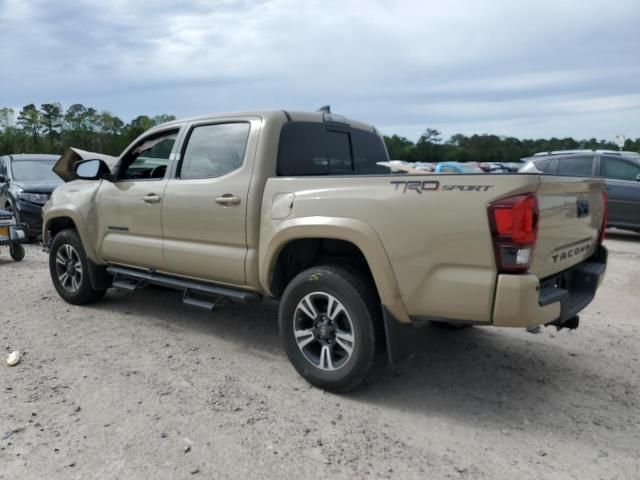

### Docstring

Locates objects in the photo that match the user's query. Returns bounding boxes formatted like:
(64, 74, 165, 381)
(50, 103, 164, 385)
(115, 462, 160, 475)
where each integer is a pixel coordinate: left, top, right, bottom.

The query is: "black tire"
(9, 242, 25, 261)
(49, 229, 106, 305)
(279, 266, 379, 392)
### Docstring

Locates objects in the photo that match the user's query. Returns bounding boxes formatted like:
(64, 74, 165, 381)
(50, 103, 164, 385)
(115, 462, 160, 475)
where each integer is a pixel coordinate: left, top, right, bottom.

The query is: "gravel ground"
(1, 232, 639, 479)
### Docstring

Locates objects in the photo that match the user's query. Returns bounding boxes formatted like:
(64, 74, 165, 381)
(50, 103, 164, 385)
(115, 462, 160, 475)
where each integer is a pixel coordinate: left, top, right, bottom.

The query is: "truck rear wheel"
(49, 229, 106, 305)
(279, 266, 378, 392)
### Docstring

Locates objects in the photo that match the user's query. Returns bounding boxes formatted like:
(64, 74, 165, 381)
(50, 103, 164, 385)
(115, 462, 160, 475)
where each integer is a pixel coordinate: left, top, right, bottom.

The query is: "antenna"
(316, 105, 331, 113)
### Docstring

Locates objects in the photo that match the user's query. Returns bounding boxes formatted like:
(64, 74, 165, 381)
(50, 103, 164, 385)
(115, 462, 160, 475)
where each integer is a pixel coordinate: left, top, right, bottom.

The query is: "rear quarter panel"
(261, 173, 543, 323)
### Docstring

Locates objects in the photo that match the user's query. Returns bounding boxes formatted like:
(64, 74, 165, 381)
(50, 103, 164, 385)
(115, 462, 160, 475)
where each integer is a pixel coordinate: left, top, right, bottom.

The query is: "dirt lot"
(1, 232, 639, 479)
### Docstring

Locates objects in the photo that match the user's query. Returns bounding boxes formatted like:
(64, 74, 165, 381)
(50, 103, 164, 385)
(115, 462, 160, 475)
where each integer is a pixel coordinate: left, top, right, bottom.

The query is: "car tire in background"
(9, 242, 25, 261)
(279, 265, 379, 393)
(49, 229, 106, 305)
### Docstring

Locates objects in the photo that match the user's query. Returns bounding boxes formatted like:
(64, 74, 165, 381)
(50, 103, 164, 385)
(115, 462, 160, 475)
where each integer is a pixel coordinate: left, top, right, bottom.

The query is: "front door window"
(119, 131, 178, 181)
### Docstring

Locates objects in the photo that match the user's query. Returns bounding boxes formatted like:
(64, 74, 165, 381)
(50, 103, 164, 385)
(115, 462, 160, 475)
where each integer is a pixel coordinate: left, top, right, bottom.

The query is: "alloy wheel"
(293, 292, 355, 371)
(55, 244, 83, 293)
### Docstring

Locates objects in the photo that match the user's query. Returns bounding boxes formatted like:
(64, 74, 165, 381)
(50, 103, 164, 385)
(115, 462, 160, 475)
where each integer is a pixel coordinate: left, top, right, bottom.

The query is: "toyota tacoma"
(43, 110, 608, 392)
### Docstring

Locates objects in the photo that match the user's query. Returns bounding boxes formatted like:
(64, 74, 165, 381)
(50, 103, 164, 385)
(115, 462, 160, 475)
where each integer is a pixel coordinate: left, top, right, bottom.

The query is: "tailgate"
(531, 176, 605, 279)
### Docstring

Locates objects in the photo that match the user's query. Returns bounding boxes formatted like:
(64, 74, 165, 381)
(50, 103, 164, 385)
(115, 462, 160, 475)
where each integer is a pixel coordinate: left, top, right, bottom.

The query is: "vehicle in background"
(519, 150, 640, 233)
(434, 161, 484, 173)
(480, 162, 522, 173)
(0, 208, 27, 261)
(0, 154, 62, 240)
(376, 160, 435, 173)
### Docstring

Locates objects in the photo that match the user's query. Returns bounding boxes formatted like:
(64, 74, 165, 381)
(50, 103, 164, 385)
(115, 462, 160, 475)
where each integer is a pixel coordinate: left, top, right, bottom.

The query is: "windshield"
(11, 160, 61, 182)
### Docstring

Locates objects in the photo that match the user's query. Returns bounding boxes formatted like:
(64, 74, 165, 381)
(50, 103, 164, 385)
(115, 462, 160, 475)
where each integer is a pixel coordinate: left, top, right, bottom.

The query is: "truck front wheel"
(49, 229, 106, 305)
(279, 266, 379, 392)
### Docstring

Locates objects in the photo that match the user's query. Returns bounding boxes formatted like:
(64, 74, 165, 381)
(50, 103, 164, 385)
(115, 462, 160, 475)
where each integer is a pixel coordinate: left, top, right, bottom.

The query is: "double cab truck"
(43, 110, 608, 392)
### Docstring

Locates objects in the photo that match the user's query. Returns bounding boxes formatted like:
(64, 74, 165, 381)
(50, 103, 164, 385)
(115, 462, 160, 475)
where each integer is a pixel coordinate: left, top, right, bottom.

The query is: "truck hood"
(54, 148, 118, 182)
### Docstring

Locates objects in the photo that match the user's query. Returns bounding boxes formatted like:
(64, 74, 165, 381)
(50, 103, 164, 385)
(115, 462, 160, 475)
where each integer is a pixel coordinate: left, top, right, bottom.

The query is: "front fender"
(259, 216, 410, 323)
(43, 205, 100, 263)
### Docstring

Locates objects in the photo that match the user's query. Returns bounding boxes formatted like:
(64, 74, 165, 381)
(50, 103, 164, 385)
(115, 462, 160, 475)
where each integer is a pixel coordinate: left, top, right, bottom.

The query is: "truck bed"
(261, 173, 605, 324)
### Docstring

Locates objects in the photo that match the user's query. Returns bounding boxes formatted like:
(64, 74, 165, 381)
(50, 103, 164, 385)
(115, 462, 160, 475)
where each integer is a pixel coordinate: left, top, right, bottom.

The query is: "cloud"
(0, 0, 639, 141)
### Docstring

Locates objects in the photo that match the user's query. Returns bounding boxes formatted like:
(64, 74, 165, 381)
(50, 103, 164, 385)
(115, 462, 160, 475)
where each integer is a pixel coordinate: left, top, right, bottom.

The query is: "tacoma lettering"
(552, 243, 592, 263)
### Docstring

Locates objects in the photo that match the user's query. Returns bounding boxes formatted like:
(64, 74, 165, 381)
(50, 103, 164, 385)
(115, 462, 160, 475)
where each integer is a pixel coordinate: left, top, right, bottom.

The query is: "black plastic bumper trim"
(540, 246, 607, 326)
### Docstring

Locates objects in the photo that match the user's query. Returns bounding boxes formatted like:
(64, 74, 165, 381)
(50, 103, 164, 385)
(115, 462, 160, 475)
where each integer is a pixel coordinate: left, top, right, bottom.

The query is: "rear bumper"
(492, 246, 607, 328)
(381, 246, 607, 363)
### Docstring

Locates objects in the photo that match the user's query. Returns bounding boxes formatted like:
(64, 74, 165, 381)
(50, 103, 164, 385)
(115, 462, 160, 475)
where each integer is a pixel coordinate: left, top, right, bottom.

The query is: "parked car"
(376, 160, 435, 173)
(480, 162, 521, 173)
(43, 110, 607, 392)
(520, 150, 640, 233)
(435, 162, 484, 173)
(0, 154, 62, 239)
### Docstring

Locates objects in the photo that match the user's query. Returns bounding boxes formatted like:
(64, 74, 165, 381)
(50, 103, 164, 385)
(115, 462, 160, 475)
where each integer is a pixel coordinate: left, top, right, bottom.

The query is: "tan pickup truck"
(43, 110, 608, 391)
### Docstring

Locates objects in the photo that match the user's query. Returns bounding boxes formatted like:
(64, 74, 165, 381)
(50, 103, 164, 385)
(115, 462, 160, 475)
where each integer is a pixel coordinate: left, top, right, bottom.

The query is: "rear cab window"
(277, 122, 389, 176)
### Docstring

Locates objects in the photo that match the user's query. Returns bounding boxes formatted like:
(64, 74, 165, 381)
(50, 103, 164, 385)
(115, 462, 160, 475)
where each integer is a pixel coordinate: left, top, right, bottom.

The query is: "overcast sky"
(1, 0, 638, 141)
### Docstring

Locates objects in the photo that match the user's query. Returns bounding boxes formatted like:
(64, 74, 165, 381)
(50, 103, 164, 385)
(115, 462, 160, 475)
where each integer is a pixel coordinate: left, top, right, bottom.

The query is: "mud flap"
(382, 306, 416, 364)
(88, 260, 112, 291)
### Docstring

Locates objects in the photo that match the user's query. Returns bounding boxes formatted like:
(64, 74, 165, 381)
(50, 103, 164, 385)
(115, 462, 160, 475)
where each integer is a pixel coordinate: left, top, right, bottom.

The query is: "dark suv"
(0, 154, 62, 239)
(520, 150, 640, 233)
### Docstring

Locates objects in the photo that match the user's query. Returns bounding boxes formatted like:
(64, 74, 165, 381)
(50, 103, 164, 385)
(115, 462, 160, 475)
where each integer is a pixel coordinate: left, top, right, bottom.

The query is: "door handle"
(215, 194, 241, 206)
(142, 193, 161, 204)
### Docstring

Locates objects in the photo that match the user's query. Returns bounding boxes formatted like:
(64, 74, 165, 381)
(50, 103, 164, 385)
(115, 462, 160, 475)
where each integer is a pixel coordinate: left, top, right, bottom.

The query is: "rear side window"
(179, 123, 250, 179)
(277, 122, 389, 176)
(556, 156, 594, 177)
(600, 157, 640, 181)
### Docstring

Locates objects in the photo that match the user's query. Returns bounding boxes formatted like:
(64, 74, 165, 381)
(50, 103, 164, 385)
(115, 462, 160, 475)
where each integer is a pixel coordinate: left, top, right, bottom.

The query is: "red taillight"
(488, 193, 539, 273)
(598, 191, 607, 245)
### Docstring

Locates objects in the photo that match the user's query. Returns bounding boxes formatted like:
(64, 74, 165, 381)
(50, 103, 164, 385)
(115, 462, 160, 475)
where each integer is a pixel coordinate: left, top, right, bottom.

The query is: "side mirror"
(74, 159, 110, 180)
(0, 174, 5, 183)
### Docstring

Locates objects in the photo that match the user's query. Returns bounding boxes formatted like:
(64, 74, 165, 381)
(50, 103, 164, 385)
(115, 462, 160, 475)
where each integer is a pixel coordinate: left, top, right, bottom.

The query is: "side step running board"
(106, 266, 262, 306)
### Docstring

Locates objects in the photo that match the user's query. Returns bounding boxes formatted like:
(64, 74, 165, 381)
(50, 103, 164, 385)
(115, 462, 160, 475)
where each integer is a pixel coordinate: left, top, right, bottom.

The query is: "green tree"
(40, 103, 63, 151)
(17, 104, 42, 148)
(152, 114, 176, 125)
(0, 107, 15, 130)
(383, 134, 415, 159)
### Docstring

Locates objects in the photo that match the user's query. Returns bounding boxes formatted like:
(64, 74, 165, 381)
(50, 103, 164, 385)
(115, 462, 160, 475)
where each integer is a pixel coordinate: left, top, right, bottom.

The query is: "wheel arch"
(260, 217, 409, 323)
(44, 210, 99, 262)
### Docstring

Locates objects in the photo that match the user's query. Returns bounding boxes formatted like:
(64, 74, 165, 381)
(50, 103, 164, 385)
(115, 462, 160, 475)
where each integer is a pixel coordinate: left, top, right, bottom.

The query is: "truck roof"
(150, 110, 377, 134)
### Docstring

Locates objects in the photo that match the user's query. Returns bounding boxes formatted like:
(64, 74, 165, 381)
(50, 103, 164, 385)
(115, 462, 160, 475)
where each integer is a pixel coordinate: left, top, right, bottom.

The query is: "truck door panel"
(96, 129, 180, 269)
(161, 118, 260, 285)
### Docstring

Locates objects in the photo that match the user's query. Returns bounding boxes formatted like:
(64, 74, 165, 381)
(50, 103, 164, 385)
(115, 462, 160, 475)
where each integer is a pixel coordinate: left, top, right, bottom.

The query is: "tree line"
(0, 103, 175, 157)
(1, 103, 638, 162)
(384, 128, 640, 163)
